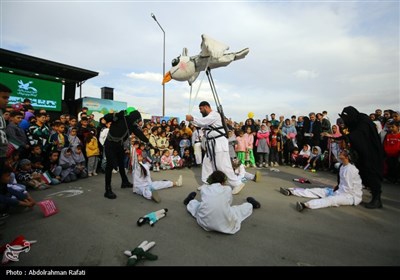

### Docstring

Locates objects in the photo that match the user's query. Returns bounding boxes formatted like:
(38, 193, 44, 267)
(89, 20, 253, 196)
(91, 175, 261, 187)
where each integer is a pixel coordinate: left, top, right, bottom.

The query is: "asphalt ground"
(1, 165, 399, 267)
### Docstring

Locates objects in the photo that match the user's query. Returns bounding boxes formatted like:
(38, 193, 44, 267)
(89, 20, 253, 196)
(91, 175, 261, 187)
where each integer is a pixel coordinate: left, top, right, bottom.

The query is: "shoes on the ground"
(93, 172, 98, 176)
(246, 197, 261, 209)
(183, 192, 197, 205)
(151, 190, 161, 203)
(280, 187, 291, 196)
(296, 201, 305, 212)
(232, 183, 245, 195)
(104, 190, 117, 199)
(175, 175, 183, 187)
(112, 169, 118, 174)
(121, 182, 133, 188)
(253, 171, 260, 182)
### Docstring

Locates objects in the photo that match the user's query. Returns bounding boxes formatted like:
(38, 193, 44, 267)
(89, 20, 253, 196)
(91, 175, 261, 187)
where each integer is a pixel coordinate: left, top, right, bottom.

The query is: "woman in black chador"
(339, 106, 384, 209)
(103, 108, 149, 199)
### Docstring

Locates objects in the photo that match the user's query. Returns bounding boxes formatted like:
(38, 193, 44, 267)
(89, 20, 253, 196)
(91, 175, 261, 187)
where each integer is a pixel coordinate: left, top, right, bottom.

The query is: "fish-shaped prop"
(163, 34, 249, 85)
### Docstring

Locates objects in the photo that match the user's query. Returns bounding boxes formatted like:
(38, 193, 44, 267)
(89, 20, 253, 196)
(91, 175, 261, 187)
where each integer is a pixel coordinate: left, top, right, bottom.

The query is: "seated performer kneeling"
(280, 149, 363, 212)
(132, 148, 182, 203)
(183, 170, 260, 234)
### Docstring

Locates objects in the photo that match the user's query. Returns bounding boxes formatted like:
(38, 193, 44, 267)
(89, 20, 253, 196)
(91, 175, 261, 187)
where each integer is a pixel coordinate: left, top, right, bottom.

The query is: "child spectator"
(72, 145, 88, 179)
(28, 144, 45, 171)
(383, 121, 400, 183)
(132, 149, 182, 203)
(152, 149, 161, 172)
(140, 143, 153, 165)
(183, 170, 260, 234)
(179, 133, 191, 157)
(290, 147, 300, 167)
(68, 127, 82, 148)
(171, 149, 183, 168)
(182, 148, 194, 168)
(256, 124, 270, 167)
(85, 130, 100, 176)
(296, 144, 311, 168)
(305, 146, 322, 171)
(0, 165, 36, 213)
(16, 159, 50, 190)
(269, 126, 282, 167)
(42, 150, 62, 185)
(235, 130, 247, 165)
(49, 122, 69, 152)
(156, 131, 169, 154)
(227, 130, 238, 160)
(160, 150, 173, 170)
(243, 126, 256, 167)
(58, 147, 78, 183)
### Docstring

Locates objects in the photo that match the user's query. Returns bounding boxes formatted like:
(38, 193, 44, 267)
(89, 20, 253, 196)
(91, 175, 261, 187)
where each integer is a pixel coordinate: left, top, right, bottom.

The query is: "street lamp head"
(151, 13, 157, 21)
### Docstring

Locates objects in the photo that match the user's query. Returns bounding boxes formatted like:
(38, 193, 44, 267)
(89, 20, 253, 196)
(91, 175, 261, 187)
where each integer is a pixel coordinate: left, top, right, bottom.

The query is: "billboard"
(151, 116, 180, 124)
(82, 97, 127, 122)
(0, 72, 62, 111)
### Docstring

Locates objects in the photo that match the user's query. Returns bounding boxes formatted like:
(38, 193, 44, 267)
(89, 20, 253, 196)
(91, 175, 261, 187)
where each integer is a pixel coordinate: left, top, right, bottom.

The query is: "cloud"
(294, 70, 319, 79)
(126, 72, 162, 83)
(2, 1, 398, 123)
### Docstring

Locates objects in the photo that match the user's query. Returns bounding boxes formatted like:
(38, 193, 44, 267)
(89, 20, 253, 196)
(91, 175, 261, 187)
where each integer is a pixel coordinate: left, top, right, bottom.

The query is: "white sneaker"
(175, 175, 183, 187)
(112, 169, 118, 174)
(232, 183, 245, 195)
(93, 172, 98, 176)
(88, 173, 93, 177)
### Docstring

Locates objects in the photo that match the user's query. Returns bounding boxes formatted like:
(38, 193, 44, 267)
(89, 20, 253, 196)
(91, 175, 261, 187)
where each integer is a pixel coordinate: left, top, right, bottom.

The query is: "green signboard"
(0, 72, 62, 111)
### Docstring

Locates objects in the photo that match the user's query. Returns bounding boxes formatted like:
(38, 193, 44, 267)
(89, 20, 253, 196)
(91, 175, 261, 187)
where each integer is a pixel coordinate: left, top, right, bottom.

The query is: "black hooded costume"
(339, 106, 384, 208)
(103, 109, 149, 199)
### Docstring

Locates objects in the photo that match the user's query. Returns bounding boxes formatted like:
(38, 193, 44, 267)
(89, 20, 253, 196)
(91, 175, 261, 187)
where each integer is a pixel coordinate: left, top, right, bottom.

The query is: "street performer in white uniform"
(186, 101, 245, 194)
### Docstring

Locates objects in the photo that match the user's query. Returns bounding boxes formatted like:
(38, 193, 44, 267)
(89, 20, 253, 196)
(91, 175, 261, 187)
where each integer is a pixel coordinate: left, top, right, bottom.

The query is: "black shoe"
(104, 187, 117, 199)
(296, 201, 305, 212)
(246, 197, 261, 209)
(280, 187, 291, 196)
(121, 182, 133, 188)
(364, 196, 383, 209)
(183, 192, 197, 205)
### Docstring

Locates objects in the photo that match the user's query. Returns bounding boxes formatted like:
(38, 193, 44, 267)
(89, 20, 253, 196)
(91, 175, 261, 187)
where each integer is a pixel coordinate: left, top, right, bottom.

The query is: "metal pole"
(151, 13, 166, 117)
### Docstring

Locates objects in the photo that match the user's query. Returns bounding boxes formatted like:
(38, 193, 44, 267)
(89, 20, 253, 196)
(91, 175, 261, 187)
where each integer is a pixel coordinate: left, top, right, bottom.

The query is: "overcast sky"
(1, 0, 399, 122)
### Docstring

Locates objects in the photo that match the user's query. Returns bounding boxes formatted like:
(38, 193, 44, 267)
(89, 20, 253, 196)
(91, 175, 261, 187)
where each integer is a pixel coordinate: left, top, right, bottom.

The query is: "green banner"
(0, 72, 62, 111)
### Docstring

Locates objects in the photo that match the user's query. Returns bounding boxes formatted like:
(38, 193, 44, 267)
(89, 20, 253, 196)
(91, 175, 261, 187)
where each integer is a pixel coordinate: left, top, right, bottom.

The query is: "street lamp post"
(151, 13, 166, 117)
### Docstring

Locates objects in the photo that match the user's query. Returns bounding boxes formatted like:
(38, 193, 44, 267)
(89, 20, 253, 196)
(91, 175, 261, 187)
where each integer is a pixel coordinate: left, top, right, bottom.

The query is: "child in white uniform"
(184, 171, 260, 234)
(280, 149, 363, 211)
(132, 148, 182, 203)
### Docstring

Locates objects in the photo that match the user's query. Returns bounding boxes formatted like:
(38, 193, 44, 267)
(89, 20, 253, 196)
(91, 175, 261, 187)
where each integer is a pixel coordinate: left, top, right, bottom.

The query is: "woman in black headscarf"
(339, 106, 384, 209)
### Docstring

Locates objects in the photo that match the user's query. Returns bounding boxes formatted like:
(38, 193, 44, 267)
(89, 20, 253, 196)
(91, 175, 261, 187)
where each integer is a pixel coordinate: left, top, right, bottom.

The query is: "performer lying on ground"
(280, 149, 363, 212)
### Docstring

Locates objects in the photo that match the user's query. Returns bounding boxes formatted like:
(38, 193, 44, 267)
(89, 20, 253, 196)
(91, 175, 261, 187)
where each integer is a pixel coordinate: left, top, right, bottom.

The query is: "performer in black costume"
(339, 106, 384, 209)
(103, 108, 149, 199)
